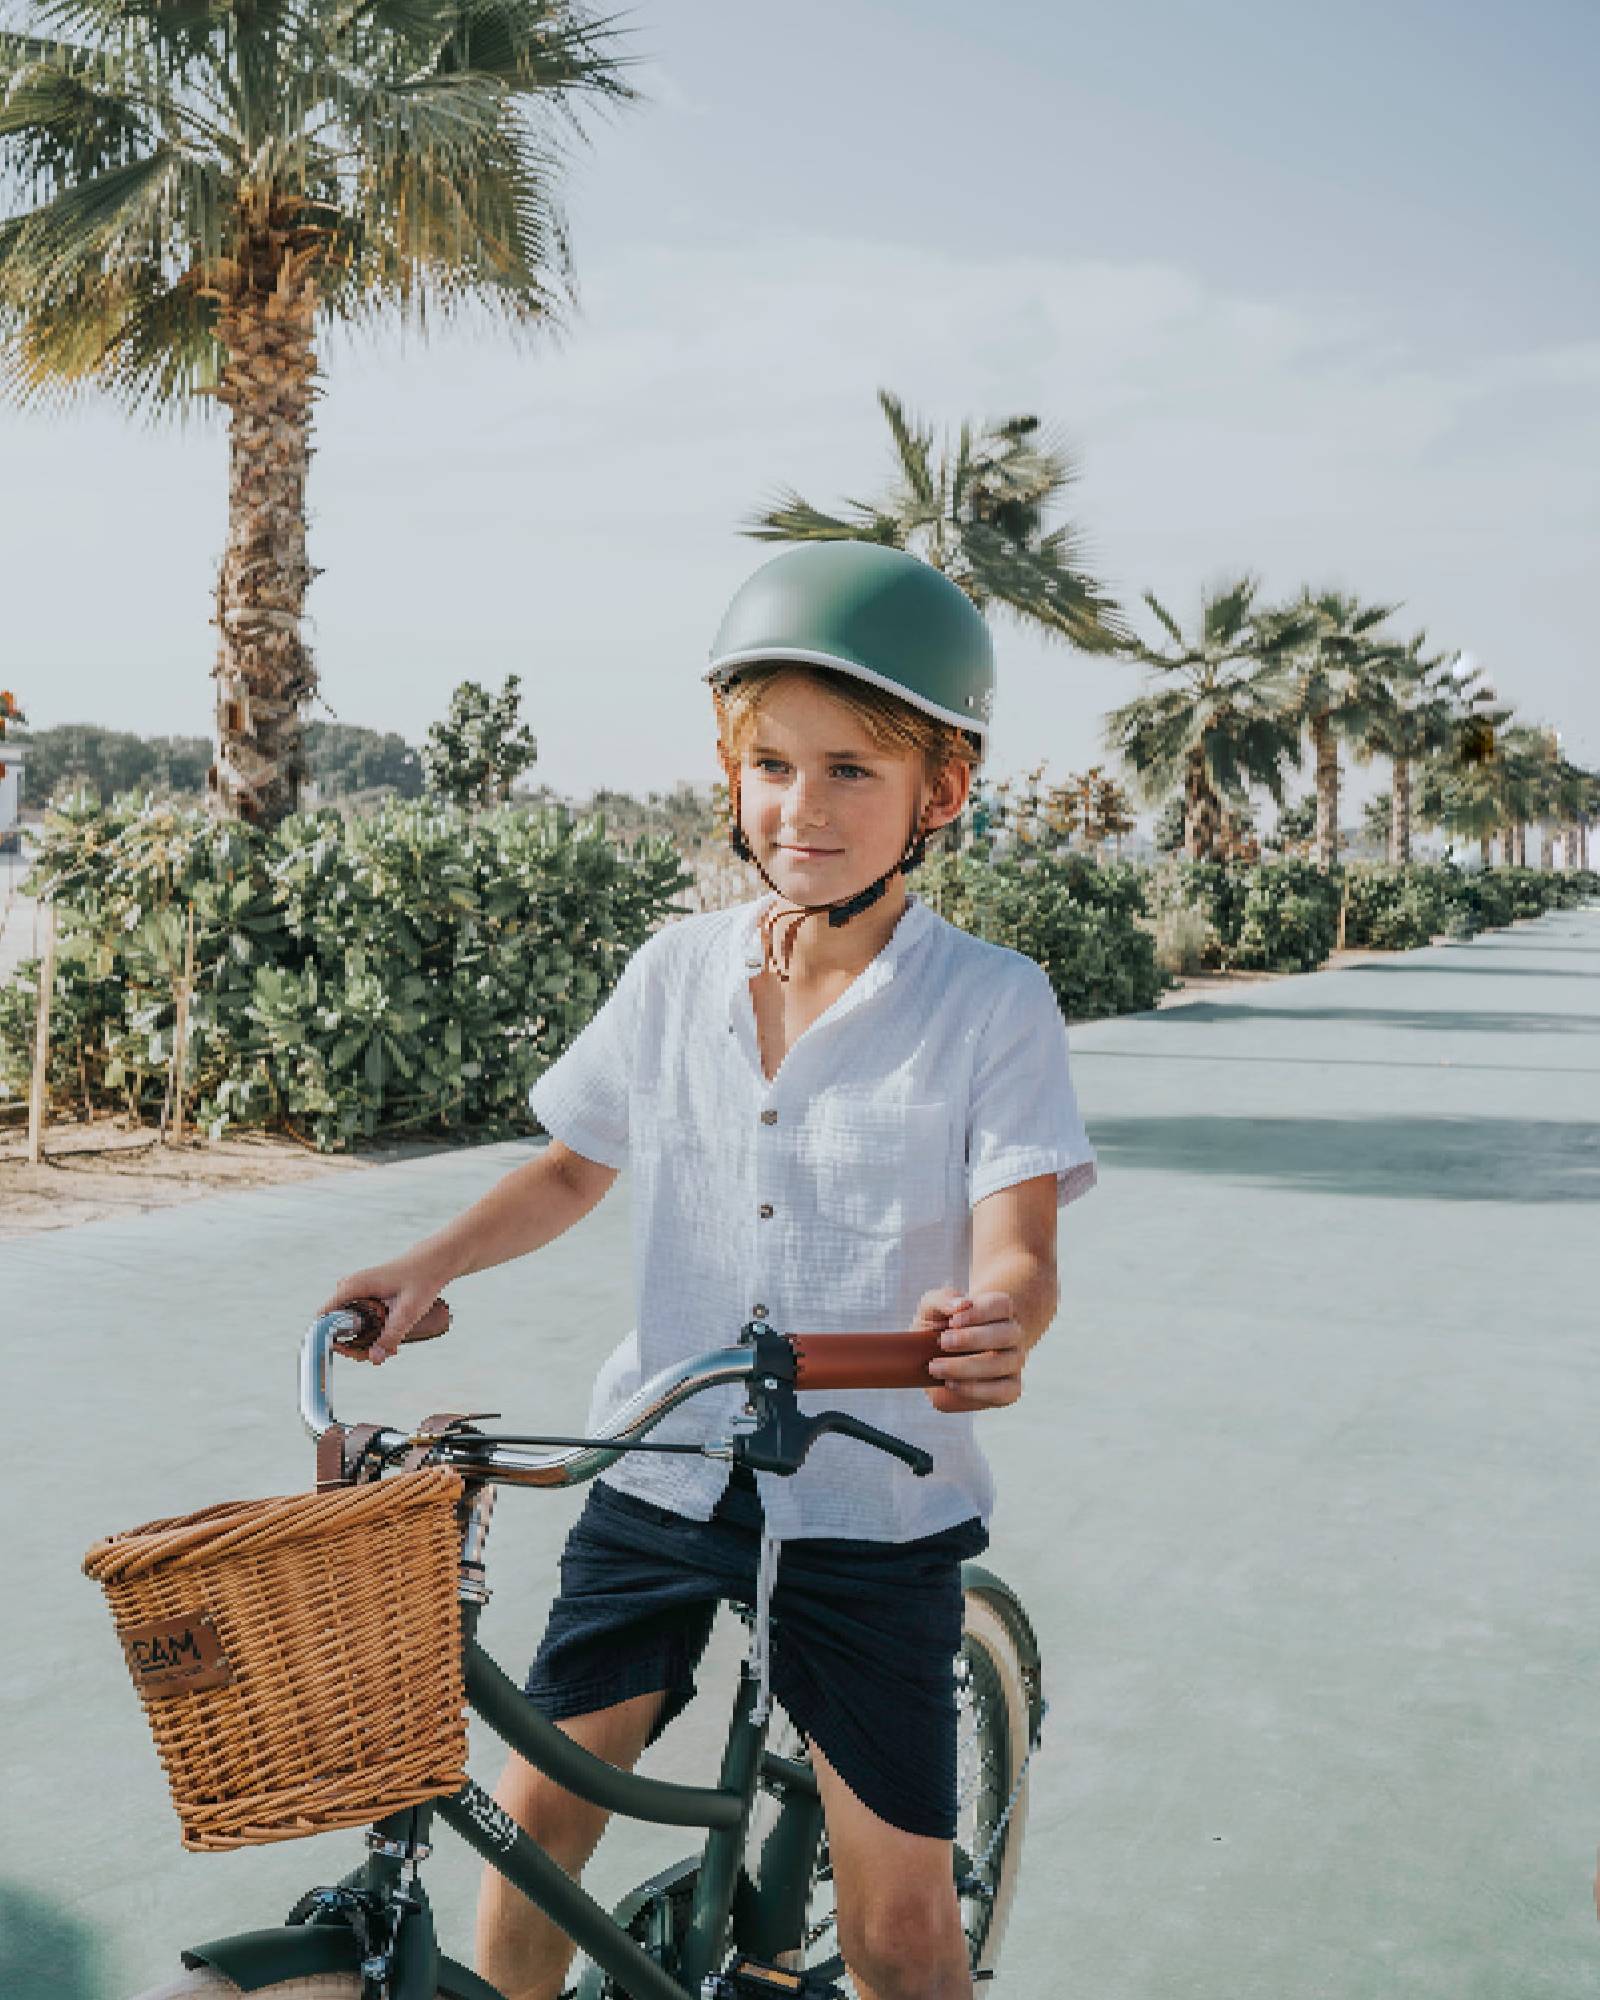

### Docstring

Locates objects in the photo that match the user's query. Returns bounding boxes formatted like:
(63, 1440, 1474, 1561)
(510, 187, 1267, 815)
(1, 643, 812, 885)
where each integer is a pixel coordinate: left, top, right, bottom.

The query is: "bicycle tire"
(750, 1577, 1039, 1992)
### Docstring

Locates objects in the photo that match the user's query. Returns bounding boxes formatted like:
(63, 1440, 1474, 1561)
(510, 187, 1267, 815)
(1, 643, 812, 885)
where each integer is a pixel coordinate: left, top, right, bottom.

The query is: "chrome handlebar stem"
(301, 1311, 759, 1489)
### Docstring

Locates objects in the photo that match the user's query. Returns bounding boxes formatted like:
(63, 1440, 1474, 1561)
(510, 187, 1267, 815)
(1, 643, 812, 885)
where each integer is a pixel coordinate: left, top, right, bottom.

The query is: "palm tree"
(746, 389, 1127, 653)
(0, 0, 631, 825)
(1495, 724, 1553, 867)
(1415, 668, 1513, 866)
(1358, 632, 1458, 863)
(1279, 589, 1401, 870)
(1547, 747, 1599, 870)
(1572, 769, 1600, 870)
(1105, 578, 1310, 861)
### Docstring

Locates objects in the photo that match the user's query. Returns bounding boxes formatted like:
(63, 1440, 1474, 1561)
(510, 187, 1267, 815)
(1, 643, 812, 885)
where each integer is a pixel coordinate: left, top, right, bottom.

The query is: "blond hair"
(711, 663, 980, 794)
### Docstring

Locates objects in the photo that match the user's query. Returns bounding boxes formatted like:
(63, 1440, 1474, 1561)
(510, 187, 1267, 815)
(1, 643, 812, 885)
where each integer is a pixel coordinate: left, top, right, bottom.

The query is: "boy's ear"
(923, 757, 973, 833)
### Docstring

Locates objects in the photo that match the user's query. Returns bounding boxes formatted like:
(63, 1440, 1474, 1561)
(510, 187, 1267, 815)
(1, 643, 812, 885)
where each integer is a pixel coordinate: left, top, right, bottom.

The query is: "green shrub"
(1569, 870, 1600, 904)
(1151, 902, 1213, 977)
(1, 794, 690, 1148)
(920, 850, 1168, 1018)
(1343, 865, 1470, 949)
(1229, 861, 1342, 972)
(1145, 860, 1339, 973)
(1316, 861, 1598, 953)
(1142, 863, 1231, 969)
(1456, 869, 1516, 932)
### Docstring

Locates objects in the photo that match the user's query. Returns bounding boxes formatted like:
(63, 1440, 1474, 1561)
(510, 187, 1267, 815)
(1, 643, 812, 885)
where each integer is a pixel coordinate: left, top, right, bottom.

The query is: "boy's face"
(733, 674, 969, 903)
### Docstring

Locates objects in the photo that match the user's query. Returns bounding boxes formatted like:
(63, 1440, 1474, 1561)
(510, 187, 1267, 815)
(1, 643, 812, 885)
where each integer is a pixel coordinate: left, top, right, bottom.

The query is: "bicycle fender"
(180, 1929, 500, 1998)
(181, 1925, 360, 1987)
(961, 1563, 1045, 1729)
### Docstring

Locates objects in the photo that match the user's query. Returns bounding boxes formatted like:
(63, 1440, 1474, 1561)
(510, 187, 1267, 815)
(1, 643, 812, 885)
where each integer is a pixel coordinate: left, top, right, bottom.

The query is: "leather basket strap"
(400, 1413, 487, 1473)
(315, 1422, 388, 1492)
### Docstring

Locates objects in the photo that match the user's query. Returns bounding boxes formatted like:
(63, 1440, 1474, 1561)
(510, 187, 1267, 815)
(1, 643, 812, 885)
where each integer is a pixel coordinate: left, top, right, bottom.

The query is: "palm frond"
(744, 492, 899, 546)
(0, 144, 225, 297)
(876, 388, 935, 508)
(431, 0, 639, 109)
(1139, 590, 1185, 652)
(959, 520, 1127, 651)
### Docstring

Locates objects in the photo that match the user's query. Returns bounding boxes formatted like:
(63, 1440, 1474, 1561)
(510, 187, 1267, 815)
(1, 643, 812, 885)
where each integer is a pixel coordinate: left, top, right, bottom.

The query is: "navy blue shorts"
(523, 1469, 988, 1839)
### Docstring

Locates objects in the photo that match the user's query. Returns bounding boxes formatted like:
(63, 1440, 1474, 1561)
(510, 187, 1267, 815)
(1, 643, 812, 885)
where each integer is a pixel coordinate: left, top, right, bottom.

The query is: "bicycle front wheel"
(761, 1572, 1042, 1991)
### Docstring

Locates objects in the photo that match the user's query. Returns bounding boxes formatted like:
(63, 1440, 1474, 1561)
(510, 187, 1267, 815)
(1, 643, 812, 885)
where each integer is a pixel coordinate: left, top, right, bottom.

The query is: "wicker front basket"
(83, 1468, 468, 1851)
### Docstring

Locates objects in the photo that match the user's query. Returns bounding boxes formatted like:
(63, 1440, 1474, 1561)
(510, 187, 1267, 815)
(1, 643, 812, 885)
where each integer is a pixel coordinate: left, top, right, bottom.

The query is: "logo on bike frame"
(457, 1784, 519, 1852)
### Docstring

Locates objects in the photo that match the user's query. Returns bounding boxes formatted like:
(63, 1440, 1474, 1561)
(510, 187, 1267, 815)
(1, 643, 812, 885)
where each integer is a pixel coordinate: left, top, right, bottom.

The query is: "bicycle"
(119, 1302, 1046, 2000)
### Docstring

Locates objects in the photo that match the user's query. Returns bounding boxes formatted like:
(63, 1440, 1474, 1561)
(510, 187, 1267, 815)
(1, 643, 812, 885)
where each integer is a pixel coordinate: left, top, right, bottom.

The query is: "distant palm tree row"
(750, 391, 1598, 872)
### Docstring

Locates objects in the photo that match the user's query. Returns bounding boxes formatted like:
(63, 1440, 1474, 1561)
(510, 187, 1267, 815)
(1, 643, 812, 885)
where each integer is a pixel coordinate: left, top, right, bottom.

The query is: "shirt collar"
(724, 889, 933, 1021)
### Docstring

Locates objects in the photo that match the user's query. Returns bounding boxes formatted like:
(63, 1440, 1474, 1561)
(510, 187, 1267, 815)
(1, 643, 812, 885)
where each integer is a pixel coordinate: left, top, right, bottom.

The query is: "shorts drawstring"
(750, 1526, 782, 1724)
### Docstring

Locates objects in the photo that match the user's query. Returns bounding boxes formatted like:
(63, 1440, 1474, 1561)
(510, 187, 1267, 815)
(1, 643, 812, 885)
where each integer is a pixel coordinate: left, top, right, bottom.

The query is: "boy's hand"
(319, 1261, 449, 1366)
(914, 1285, 1026, 1413)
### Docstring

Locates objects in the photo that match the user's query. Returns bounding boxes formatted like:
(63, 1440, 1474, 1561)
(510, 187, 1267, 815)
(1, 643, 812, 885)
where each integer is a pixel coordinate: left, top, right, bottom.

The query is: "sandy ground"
(0, 1122, 371, 1238)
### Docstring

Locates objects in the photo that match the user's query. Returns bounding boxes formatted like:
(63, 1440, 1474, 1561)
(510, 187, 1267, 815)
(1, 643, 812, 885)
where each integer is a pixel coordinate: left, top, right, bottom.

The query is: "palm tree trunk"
(1479, 830, 1493, 870)
(207, 268, 320, 826)
(1311, 711, 1339, 870)
(1540, 822, 1553, 869)
(1184, 745, 1221, 862)
(1390, 756, 1412, 865)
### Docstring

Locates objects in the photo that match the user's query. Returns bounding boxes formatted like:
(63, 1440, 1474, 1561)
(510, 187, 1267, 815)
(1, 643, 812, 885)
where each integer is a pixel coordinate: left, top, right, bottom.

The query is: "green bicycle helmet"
(705, 543, 996, 977)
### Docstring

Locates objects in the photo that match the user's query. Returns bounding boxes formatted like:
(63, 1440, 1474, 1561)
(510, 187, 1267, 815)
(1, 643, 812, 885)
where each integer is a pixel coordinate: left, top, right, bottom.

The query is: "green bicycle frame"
(181, 1591, 820, 1999)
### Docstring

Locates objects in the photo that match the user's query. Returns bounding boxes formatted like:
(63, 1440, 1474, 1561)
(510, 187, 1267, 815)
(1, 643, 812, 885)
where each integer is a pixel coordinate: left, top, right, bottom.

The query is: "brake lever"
(808, 1410, 933, 1478)
(732, 1391, 933, 1479)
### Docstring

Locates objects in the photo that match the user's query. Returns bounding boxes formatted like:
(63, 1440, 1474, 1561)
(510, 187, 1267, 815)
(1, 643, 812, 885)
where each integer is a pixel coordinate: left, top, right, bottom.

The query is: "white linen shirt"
(526, 889, 1097, 1542)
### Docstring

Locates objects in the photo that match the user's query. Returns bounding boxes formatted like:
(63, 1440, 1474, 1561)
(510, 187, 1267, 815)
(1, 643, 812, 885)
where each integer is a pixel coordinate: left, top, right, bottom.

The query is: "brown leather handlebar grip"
(334, 1295, 452, 1355)
(788, 1329, 944, 1391)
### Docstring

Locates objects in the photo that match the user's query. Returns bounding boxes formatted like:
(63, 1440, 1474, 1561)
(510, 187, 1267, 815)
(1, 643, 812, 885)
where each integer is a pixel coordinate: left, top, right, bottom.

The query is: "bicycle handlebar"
(300, 1306, 945, 1488)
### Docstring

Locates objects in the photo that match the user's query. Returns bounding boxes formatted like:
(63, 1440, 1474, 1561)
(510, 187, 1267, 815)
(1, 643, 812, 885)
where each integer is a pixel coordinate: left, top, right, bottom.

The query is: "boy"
(324, 541, 1097, 2000)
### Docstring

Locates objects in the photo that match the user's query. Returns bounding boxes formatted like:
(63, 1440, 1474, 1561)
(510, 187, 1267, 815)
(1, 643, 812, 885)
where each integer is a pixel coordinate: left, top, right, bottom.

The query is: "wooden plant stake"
(170, 903, 196, 1146)
(26, 903, 56, 1166)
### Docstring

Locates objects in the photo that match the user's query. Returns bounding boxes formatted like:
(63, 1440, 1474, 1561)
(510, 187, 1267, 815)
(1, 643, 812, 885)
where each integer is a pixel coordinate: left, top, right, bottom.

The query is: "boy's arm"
(420, 1141, 619, 1279)
(320, 1140, 619, 1363)
(919, 1172, 1060, 1412)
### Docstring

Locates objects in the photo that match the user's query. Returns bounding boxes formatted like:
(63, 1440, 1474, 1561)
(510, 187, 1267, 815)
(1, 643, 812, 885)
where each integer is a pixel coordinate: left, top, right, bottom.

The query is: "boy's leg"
(809, 1737, 972, 2000)
(475, 1689, 667, 2000)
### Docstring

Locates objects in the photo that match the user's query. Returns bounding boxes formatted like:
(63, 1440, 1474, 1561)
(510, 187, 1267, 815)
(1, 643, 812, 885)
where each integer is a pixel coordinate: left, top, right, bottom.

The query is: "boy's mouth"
(778, 845, 843, 859)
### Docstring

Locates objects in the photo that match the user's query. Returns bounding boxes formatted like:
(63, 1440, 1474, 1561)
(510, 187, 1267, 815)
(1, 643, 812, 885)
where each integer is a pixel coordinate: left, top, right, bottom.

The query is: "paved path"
(4, 907, 1598, 1999)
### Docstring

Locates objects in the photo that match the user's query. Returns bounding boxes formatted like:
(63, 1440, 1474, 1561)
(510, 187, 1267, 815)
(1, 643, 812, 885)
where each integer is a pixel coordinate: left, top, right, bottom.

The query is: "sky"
(2, 0, 1597, 805)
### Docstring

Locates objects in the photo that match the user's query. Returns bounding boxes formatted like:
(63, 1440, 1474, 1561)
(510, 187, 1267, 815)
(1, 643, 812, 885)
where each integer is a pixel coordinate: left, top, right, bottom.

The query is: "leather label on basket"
(119, 1612, 234, 1695)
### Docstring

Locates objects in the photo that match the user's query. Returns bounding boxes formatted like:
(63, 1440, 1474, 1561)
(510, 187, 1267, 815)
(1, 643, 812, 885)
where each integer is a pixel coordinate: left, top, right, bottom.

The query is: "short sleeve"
(967, 961, 1098, 1210)
(526, 931, 664, 1170)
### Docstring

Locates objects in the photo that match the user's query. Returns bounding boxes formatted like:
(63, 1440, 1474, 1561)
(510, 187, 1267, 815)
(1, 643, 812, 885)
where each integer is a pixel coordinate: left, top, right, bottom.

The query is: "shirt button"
(753, 1303, 769, 1318)
(760, 1109, 778, 1125)
(758, 1203, 774, 1219)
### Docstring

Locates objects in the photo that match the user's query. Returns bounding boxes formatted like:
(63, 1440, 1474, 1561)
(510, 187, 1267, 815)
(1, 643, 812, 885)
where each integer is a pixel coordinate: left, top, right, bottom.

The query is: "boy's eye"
(753, 758, 871, 780)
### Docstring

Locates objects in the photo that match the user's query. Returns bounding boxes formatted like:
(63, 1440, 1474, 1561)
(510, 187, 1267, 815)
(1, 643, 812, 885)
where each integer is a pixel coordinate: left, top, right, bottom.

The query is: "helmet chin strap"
(727, 769, 933, 985)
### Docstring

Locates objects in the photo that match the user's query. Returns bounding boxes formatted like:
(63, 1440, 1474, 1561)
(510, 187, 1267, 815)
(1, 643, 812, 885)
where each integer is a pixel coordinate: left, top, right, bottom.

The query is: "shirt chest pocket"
(799, 1099, 956, 1237)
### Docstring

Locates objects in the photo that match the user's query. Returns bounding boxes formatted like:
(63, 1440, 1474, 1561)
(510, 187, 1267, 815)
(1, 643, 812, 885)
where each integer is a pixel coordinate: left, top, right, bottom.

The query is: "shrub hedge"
(1341, 864, 1599, 950)
(918, 849, 1168, 1018)
(0, 795, 690, 1148)
(4, 794, 1594, 1149)
(1144, 860, 1342, 973)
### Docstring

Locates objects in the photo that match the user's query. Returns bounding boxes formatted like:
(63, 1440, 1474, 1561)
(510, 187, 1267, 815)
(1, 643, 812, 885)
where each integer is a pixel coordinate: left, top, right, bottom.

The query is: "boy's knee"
(841, 1882, 967, 1998)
